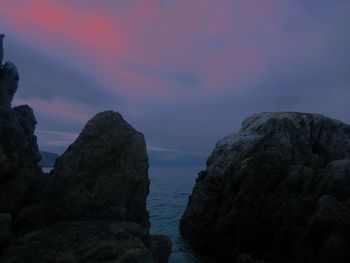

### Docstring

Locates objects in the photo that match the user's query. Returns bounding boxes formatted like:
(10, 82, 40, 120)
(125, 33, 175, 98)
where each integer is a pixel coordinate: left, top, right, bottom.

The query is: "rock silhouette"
(0, 36, 41, 217)
(0, 35, 171, 262)
(181, 112, 350, 263)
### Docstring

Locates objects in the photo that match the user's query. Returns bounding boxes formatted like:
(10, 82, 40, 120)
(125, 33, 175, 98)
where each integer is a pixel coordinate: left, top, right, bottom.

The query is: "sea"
(148, 166, 204, 262)
(43, 166, 204, 262)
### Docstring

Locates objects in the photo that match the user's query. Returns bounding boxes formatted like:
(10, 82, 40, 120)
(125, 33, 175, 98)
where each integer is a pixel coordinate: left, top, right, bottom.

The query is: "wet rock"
(180, 112, 350, 263)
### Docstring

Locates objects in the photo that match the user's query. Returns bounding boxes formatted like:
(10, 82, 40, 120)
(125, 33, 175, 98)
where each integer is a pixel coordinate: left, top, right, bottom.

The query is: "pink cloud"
(0, 0, 279, 99)
(14, 97, 91, 122)
(0, 0, 331, 102)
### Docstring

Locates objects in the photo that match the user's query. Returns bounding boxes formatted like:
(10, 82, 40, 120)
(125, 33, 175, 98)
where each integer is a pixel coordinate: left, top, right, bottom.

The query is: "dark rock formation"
(9, 111, 171, 262)
(180, 112, 350, 263)
(17, 111, 151, 232)
(0, 36, 42, 216)
(47, 111, 150, 227)
(39, 151, 59, 167)
(0, 35, 171, 262)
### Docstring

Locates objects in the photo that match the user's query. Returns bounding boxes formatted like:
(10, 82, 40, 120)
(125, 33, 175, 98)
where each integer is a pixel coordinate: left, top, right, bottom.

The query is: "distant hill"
(39, 151, 59, 167)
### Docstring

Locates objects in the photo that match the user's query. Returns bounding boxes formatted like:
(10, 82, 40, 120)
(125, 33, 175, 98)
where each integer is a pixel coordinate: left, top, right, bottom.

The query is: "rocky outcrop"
(7, 111, 171, 262)
(0, 36, 42, 216)
(16, 111, 151, 230)
(47, 111, 150, 227)
(180, 112, 350, 263)
(0, 35, 171, 262)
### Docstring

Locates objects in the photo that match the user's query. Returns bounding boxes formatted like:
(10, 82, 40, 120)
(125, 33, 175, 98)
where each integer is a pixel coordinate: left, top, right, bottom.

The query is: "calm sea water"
(148, 166, 204, 262)
(43, 166, 203, 262)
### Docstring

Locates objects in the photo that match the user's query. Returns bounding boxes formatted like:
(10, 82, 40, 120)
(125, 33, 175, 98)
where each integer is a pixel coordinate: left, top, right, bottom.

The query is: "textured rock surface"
(8, 111, 171, 262)
(23, 111, 150, 231)
(180, 112, 350, 263)
(0, 36, 171, 262)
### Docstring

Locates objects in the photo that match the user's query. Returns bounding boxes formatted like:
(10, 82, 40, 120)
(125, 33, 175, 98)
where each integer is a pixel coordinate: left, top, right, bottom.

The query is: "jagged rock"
(0, 38, 42, 215)
(13, 105, 41, 168)
(180, 112, 350, 263)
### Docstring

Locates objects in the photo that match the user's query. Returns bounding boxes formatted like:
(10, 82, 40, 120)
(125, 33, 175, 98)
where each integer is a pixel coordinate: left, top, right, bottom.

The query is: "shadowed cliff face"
(0, 35, 171, 263)
(181, 112, 350, 263)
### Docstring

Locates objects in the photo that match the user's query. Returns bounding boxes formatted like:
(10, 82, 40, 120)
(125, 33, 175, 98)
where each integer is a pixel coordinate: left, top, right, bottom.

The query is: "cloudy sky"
(0, 0, 349, 166)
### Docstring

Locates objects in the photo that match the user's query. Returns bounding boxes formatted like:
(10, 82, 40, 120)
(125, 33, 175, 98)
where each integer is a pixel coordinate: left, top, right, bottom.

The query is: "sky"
(0, 0, 349, 166)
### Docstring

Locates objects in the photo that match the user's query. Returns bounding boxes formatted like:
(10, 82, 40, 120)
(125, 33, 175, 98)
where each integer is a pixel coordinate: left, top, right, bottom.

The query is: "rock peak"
(0, 35, 19, 108)
(241, 111, 343, 131)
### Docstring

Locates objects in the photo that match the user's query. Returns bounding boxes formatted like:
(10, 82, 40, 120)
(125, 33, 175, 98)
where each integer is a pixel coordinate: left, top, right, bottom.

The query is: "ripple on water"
(148, 166, 204, 262)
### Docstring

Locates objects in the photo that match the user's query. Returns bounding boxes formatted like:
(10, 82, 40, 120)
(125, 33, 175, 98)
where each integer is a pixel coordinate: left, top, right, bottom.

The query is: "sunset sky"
(1, 0, 349, 165)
